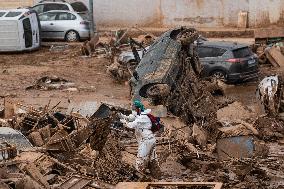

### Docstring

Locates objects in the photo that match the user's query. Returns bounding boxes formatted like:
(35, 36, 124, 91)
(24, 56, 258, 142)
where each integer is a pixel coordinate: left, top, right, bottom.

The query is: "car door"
(52, 12, 77, 39)
(196, 46, 227, 76)
(38, 12, 57, 39)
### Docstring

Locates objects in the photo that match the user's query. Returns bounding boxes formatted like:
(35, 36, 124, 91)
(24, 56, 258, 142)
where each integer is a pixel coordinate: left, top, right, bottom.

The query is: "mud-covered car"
(131, 27, 200, 99)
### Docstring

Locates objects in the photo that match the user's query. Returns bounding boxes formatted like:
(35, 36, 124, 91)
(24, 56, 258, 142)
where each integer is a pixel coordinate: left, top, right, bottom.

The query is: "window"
(197, 46, 226, 58)
(233, 47, 252, 58)
(32, 5, 44, 14)
(0, 12, 6, 17)
(211, 48, 226, 57)
(5, 12, 22, 17)
(56, 12, 76, 20)
(78, 12, 89, 20)
(43, 4, 69, 12)
(70, 2, 88, 12)
(39, 12, 57, 21)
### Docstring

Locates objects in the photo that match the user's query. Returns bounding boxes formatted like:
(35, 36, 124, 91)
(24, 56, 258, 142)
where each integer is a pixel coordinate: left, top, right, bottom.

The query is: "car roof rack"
(38, 0, 66, 3)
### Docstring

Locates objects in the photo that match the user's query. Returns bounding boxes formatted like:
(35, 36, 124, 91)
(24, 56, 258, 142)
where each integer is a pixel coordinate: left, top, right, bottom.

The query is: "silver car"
(38, 10, 90, 42)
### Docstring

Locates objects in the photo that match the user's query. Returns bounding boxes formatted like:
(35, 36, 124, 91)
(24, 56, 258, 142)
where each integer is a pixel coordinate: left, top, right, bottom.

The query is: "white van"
(0, 9, 41, 52)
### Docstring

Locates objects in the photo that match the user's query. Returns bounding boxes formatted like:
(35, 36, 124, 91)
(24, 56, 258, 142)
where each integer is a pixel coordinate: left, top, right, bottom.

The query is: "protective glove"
(118, 113, 125, 119)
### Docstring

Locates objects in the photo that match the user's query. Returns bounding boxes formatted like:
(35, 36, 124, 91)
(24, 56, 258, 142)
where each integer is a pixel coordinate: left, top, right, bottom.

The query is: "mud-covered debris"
(26, 76, 76, 91)
(192, 124, 208, 147)
(50, 44, 69, 52)
(265, 46, 284, 67)
(217, 135, 255, 160)
(218, 120, 259, 138)
(217, 101, 257, 122)
(254, 116, 284, 141)
(93, 133, 140, 184)
(107, 58, 131, 81)
(257, 75, 283, 116)
(81, 35, 100, 56)
(0, 127, 32, 153)
(0, 142, 17, 160)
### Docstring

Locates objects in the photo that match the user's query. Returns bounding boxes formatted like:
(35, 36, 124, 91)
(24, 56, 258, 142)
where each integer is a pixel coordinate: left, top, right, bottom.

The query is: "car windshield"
(233, 47, 252, 58)
(70, 2, 88, 12)
(0, 12, 6, 17)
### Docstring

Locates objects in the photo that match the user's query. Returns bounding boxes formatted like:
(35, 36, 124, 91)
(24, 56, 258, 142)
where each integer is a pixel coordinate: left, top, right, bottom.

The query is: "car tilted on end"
(197, 41, 259, 83)
(131, 27, 200, 99)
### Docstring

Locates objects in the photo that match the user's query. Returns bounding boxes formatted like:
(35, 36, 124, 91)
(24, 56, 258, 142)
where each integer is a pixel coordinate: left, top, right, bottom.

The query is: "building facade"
(1, 0, 284, 28)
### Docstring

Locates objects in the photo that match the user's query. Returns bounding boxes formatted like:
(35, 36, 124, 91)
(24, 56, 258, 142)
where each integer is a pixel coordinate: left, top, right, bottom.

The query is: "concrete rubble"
(0, 27, 284, 189)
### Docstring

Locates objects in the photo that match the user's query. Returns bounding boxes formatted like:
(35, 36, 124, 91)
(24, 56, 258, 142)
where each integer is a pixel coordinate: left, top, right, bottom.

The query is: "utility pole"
(89, 0, 94, 38)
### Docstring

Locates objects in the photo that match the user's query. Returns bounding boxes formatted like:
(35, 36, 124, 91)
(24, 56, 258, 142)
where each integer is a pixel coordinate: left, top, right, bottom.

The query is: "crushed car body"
(131, 26, 200, 99)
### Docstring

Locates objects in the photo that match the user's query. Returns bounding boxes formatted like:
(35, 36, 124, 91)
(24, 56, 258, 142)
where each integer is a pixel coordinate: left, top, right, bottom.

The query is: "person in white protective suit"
(119, 100, 161, 178)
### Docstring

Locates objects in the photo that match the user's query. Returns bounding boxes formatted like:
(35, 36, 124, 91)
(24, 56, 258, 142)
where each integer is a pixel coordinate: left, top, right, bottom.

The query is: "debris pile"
(80, 27, 156, 82)
(26, 76, 76, 91)
(256, 41, 284, 67)
(0, 102, 142, 188)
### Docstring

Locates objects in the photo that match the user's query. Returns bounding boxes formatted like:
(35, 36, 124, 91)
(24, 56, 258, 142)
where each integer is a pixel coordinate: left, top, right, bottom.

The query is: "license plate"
(248, 59, 256, 65)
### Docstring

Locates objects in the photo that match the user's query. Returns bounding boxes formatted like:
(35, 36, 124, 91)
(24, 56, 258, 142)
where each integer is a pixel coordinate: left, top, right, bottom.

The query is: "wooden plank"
(115, 182, 223, 189)
(267, 47, 284, 67)
(60, 176, 92, 189)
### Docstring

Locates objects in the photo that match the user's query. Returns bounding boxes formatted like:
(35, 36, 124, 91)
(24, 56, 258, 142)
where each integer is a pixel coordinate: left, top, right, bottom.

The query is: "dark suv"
(196, 41, 259, 83)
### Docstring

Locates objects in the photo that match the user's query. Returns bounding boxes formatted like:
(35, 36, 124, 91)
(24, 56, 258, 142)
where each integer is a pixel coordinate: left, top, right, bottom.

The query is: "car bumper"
(227, 70, 259, 82)
(78, 30, 90, 39)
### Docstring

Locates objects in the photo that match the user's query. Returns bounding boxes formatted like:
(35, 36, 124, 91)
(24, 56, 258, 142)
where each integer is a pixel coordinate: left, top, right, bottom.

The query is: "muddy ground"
(0, 41, 284, 188)
(0, 43, 130, 111)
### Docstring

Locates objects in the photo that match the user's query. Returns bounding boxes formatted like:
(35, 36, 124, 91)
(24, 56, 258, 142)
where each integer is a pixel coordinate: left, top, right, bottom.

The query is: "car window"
(70, 2, 88, 12)
(39, 12, 57, 21)
(5, 11, 22, 17)
(0, 12, 6, 17)
(78, 12, 89, 20)
(233, 47, 252, 58)
(211, 48, 226, 57)
(197, 46, 226, 58)
(32, 4, 44, 14)
(43, 3, 69, 12)
(56, 12, 76, 20)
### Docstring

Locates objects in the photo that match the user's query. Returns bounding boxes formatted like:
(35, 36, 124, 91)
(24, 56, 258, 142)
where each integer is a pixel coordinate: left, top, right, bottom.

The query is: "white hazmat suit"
(121, 109, 158, 173)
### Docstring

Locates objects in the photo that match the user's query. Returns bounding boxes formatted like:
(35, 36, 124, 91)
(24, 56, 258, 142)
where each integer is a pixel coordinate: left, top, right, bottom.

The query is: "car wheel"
(211, 70, 227, 81)
(65, 30, 79, 42)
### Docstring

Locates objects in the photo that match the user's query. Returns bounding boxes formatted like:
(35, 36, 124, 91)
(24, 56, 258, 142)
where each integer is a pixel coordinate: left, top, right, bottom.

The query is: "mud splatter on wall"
(32, 0, 284, 28)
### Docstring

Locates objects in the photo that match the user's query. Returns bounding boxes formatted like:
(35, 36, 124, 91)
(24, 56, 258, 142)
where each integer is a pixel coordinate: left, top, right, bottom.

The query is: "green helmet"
(133, 100, 145, 111)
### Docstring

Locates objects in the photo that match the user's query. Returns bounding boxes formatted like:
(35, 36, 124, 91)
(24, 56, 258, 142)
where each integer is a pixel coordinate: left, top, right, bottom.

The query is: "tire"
(211, 70, 227, 81)
(65, 30, 79, 42)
